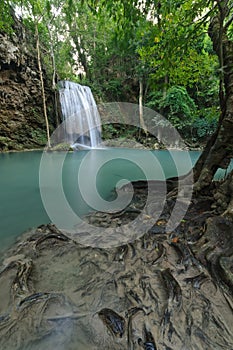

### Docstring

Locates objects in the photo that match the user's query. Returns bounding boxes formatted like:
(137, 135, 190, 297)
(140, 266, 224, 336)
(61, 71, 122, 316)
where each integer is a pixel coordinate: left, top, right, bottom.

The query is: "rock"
(0, 220, 232, 350)
(0, 21, 55, 151)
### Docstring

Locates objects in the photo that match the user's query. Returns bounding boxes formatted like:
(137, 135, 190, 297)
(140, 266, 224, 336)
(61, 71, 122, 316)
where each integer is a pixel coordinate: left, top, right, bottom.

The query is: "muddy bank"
(0, 182, 232, 350)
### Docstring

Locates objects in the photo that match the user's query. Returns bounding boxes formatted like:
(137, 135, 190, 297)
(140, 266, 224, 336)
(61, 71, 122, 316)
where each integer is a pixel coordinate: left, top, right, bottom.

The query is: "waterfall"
(58, 81, 102, 149)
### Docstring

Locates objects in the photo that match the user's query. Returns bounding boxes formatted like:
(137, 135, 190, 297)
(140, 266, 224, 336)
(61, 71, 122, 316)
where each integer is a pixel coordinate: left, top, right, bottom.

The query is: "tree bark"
(47, 24, 60, 127)
(139, 78, 147, 134)
(194, 3, 233, 191)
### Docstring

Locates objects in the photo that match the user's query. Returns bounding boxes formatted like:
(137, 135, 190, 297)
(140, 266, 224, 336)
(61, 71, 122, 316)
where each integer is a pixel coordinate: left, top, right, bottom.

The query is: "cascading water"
(58, 80, 102, 149)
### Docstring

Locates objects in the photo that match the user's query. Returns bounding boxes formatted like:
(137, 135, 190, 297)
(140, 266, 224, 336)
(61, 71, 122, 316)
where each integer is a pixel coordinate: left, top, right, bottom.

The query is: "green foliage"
(0, 136, 14, 151)
(31, 129, 47, 145)
(192, 106, 219, 141)
(102, 124, 122, 140)
(102, 123, 149, 144)
(0, 0, 14, 32)
(159, 86, 196, 129)
(0, 0, 226, 146)
(193, 116, 217, 139)
(145, 87, 218, 142)
(145, 90, 164, 111)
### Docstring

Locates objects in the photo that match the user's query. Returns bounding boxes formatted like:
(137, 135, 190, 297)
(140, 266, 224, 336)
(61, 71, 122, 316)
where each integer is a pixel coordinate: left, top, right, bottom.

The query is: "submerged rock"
(0, 210, 232, 350)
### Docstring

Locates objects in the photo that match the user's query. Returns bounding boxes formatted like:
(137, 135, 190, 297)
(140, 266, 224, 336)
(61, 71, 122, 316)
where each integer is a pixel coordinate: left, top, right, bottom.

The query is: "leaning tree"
(193, 0, 233, 192)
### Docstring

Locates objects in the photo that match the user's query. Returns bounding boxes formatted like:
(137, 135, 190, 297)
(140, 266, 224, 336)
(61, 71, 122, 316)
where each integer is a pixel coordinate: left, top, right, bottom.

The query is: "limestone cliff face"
(0, 24, 54, 151)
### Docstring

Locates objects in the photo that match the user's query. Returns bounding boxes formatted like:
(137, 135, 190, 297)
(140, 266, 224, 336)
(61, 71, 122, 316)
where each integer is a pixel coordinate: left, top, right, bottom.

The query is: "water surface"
(0, 149, 200, 251)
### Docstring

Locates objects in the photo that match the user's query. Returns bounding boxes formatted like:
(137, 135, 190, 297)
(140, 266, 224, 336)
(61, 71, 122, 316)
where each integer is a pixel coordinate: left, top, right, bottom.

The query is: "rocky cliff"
(0, 22, 54, 151)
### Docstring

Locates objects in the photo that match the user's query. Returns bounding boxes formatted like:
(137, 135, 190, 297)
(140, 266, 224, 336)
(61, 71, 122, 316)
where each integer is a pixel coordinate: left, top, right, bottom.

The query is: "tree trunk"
(70, 23, 89, 79)
(47, 24, 57, 90)
(47, 24, 60, 127)
(35, 23, 51, 148)
(139, 78, 147, 134)
(194, 5, 233, 192)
